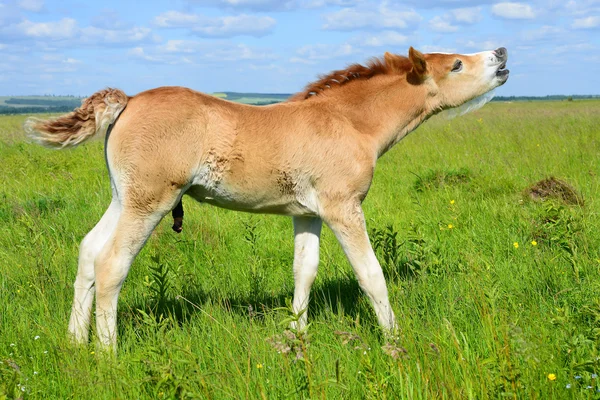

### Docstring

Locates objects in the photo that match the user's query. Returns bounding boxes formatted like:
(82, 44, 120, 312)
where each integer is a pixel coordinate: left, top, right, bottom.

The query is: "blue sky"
(0, 0, 599, 96)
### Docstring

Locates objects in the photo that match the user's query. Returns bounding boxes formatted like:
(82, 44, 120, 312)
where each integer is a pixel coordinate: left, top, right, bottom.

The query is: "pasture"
(0, 100, 599, 398)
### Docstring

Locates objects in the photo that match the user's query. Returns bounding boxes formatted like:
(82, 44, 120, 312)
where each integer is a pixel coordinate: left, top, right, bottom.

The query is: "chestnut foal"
(28, 47, 509, 350)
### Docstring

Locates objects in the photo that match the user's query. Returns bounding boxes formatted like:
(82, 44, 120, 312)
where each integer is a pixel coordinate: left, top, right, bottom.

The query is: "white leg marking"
(94, 210, 164, 351)
(291, 216, 322, 330)
(68, 199, 121, 344)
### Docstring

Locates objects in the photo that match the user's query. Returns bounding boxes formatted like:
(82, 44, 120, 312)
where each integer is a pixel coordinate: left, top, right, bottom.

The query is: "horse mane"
(288, 53, 414, 102)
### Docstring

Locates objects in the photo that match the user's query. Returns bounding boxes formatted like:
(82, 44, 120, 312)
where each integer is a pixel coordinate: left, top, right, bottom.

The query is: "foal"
(28, 47, 509, 350)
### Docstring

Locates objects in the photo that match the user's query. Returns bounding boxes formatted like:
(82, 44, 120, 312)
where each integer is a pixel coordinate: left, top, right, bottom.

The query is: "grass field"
(1, 100, 599, 399)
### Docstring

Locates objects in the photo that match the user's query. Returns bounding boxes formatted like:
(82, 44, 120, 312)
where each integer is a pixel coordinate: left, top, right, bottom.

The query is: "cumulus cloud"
(572, 15, 600, 29)
(460, 39, 502, 51)
(492, 2, 536, 19)
(17, 0, 44, 12)
(153, 11, 275, 37)
(186, 0, 296, 11)
(203, 43, 277, 61)
(520, 25, 564, 42)
(132, 41, 276, 64)
(80, 26, 153, 45)
(420, 44, 457, 53)
(185, 0, 364, 11)
(429, 15, 458, 32)
(565, 0, 600, 16)
(427, 7, 480, 33)
(360, 31, 409, 47)
(290, 43, 356, 63)
(450, 7, 482, 24)
(0, 17, 154, 49)
(153, 11, 200, 27)
(12, 18, 78, 39)
(322, 4, 421, 31)
(400, 0, 495, 7)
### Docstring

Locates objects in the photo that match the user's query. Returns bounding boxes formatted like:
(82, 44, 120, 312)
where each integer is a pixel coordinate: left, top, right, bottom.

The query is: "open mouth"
(496, 61, 509, 78)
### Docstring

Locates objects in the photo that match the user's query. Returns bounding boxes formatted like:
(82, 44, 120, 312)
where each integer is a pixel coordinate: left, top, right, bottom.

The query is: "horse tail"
(25, 88, 129, 148)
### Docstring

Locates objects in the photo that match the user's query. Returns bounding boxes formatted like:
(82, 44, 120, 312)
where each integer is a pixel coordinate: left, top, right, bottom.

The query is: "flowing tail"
(25, 88, 129, 148)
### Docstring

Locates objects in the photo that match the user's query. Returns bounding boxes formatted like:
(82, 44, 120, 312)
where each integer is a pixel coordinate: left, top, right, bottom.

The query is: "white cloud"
(492, 2, 535, 19)
(0, 17, 154, 49)
(322, 4, 421, 31)
(292, 43, 356, 62)
(133, 41, 276, 64)
(420, 45, 457, 53)
(203, 43, 276, 61)
(159, 40, 201, 54)
(360, 31, 408, 47)
(153, 11, 200, 27)
(565, 0, 600, 16)
(186, 0, 364, 11)
(153, 11, 275, 37)
(195, 15, 275, 37)
(521, 25, 564, 42)
(461, 39, 502, 50)
(13, 18, 78, 39)
(450, 7, 482, 24)
(572, 16, 600, 29)
(129, 47, 163, 63)
(80, 26, 153, 44)
(17, 0, 44, 12)
(429, 15, 458, 32)
(550, 42, 596, 53)
(428, 7, 480, 34)
(188, 0, 296, 11)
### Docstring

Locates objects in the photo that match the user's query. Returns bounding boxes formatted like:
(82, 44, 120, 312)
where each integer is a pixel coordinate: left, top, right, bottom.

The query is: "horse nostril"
(494, 47, 507, 60)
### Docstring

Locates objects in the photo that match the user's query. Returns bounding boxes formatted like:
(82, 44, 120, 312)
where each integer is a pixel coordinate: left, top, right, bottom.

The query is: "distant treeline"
(5, 98, 82, 107)
(1, 93, 599, 115)
(492, 95, 600, 102)
(0, 105, 76, 115)
(218, 92, 291, 101)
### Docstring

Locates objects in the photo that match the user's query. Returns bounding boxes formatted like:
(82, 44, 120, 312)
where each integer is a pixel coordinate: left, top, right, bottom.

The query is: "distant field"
(0, 96, 83, 114)
(2, 92, 597, 114)
(0, 92, 291, 114)
(0, 100, 599, 398)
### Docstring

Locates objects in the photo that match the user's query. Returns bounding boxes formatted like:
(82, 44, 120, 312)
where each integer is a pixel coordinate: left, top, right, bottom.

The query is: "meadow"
(0, 100, 599, 399)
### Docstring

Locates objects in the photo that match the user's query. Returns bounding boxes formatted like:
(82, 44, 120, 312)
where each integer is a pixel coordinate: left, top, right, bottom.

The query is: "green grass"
(1, 100, 599, 399)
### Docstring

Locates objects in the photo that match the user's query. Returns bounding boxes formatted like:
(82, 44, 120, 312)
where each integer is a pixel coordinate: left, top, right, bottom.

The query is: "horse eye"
(451, 60, 463, 72)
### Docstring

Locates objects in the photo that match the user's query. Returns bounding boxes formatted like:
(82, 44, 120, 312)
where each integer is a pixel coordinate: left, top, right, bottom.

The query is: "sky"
(0, 0, 599, 97)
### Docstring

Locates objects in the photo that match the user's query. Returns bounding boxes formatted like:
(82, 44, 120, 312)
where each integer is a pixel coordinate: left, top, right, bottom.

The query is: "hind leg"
(290, 216, 322, 331)
(94, 207, 168, 351)
(68, 199, 121, 344)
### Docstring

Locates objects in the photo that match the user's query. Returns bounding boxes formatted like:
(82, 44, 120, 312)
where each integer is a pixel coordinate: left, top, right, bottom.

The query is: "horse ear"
(385, 51, 412, 73)
(408, 47, 427, 77)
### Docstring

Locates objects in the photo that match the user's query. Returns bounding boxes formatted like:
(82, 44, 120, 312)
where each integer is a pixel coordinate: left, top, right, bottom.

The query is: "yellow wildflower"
(90, 351, 95, 355)
(548, 373, 556, 381)
(513, 242, 519, 249)
(450, 200, 455, 205)
(256, 363, 263, 369)
(531, 240, 537, 246)
(448, 224, 454, 229)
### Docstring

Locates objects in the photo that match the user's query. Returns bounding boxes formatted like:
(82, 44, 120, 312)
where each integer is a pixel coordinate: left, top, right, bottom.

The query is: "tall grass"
(1, 101, 599, 398)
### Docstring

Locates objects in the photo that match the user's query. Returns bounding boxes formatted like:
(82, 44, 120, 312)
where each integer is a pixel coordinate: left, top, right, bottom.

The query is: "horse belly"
(186, 183, 316, 216)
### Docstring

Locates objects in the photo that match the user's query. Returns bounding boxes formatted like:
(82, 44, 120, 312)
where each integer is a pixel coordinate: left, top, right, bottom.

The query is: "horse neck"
(322, 76, 432, 158)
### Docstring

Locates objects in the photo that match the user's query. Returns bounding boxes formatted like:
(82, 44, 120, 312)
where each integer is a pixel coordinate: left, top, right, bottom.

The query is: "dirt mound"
(525, 177, 583, 206)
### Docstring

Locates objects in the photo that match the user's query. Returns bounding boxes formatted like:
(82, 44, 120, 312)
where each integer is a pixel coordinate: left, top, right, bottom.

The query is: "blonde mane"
(289, 54, 413, 101)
